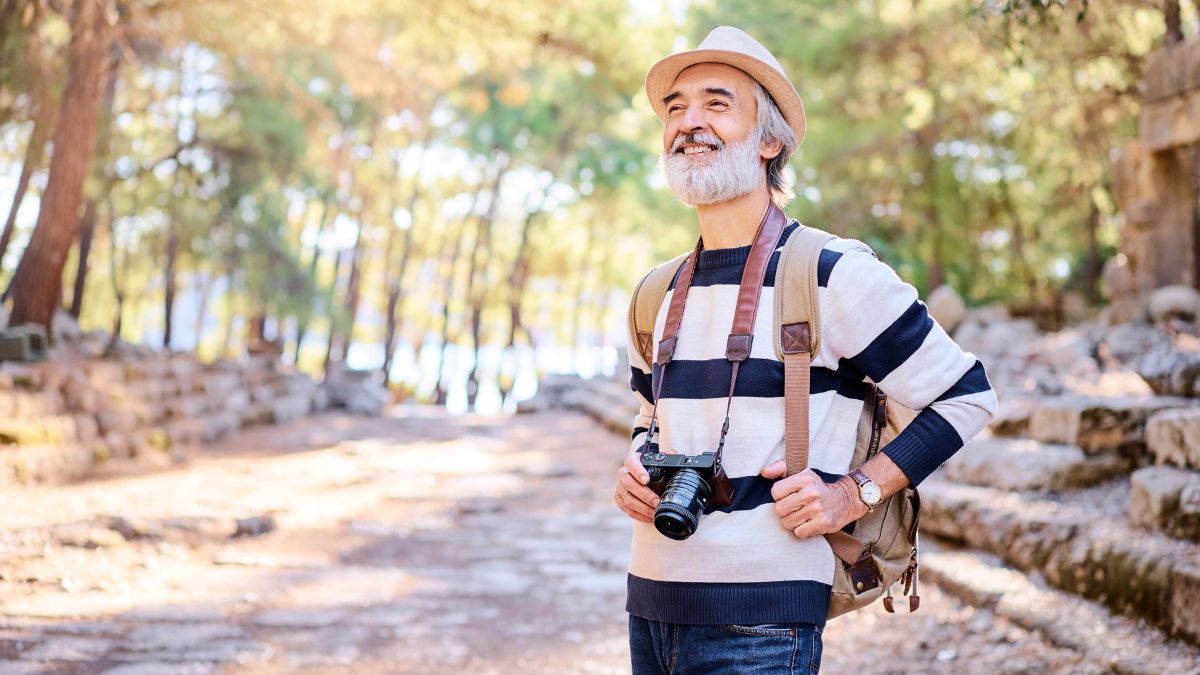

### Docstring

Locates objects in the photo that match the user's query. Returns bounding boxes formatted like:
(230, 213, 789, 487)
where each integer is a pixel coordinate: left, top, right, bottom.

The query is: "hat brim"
(646, 49, 805, 146)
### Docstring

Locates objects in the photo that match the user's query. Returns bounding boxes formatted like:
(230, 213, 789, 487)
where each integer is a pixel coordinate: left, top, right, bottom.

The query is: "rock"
(106, 516, 164, 541)
(989, 398, 1032, 437)
(322, 369, 388, 416)
(1146, 408, 1200, 469)
(942, 437, 1127, 491)
(1101, 256, 1142, 325)
(1100, 323, 1200, 397)
(1033, 329, 1092, 371)
(1028, 395, 1196, 455)
(1148, 285, 1200, 326)
(51, 309, 84, 343)
(1129, 465, 1200, 542)
(232, 514, 276, 538)
(927, 285, 966, 333)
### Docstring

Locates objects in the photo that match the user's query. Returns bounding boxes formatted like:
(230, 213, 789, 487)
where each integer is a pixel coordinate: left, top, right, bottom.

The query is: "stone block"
(250, 384, 275, 404)
(83, 361, 125, 387)
(926, 285, 966, 333)
(1129, 466, 1200, 543)
(1028, 395, 1195, 454)
(0, 416, 77, 446)
(271, 394, 311, 423)
(1147, 408, 1200, 470)
(163, 419, 206, 447)
(943, 437, 1128, 492)
(200, 372, 240, 396)
(164, 394, 208, 420)
(96, 410, 139, 435)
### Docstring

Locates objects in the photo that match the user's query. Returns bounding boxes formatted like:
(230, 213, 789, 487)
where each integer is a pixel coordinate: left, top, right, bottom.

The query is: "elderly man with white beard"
(612, 27, 997, 673)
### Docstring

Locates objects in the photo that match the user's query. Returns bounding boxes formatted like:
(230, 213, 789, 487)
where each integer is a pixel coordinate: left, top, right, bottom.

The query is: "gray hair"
(755, 84, 796, 207)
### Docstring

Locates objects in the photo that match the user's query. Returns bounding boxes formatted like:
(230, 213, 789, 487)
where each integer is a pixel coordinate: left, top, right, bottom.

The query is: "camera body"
(640, 451, 735, 540)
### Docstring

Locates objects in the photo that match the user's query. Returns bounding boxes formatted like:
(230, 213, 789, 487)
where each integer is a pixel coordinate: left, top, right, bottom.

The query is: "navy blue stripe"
(934, 360, 991, 402)
(817, 249, 842, 287)
(881, 408, 965, 487)
(703, 471, 845, 516)
(652, 360, 868, 401)
(847, 300, 934, 383)
(627, 574, 831, 626)
(632, 426, 648, 440)
(630, 366, 655, 404)
(706, 475, 774, 514)
(667, 223, 800, 290)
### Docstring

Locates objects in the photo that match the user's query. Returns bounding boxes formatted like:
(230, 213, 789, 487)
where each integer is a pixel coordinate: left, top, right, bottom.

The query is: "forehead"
(668, 62, 758, 97)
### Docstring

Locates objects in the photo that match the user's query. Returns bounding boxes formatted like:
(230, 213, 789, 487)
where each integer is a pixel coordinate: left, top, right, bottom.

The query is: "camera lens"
(654, 468, 712, 541)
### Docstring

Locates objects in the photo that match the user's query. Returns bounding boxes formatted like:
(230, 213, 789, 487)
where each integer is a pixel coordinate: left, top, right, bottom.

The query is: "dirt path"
(0, 409, 1101, 673)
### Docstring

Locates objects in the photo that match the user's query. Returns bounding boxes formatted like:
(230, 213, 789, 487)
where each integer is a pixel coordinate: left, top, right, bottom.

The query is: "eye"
(709, 100, 729, 108)
(668, 104, 684, 113)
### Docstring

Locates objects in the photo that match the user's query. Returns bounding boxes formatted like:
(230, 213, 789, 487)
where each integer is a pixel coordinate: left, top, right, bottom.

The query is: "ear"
(760, 136, 783, 161)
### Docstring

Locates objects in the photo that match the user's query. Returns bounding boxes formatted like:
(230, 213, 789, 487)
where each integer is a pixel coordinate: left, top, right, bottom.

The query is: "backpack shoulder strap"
(627, 252, 689, 372)
(775, 225, 865, 567)
(773, 225, 836, 476)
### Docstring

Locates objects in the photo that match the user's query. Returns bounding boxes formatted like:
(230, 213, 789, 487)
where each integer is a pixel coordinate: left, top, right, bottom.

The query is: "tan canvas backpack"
(626, 224, 922, 620)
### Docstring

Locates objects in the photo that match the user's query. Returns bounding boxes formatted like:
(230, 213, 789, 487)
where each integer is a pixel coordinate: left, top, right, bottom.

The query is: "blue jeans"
(629, 615, 823, 674)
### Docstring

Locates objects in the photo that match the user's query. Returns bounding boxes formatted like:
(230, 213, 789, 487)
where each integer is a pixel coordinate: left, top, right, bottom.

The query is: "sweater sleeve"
(819, 244, 997, 487)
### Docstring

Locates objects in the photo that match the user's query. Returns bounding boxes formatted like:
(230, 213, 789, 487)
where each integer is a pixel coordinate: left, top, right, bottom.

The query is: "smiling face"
(659, 63, 782, 206)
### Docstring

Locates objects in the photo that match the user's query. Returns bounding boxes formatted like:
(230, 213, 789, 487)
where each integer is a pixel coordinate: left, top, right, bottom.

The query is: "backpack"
(626, 224, 921, 620)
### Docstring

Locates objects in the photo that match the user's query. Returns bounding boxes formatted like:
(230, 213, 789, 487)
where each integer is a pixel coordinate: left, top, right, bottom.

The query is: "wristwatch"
(848, 469, 882, 511)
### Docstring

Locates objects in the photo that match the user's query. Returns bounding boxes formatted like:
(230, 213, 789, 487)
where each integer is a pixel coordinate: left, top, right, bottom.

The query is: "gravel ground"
(0, 409, 1171, 673)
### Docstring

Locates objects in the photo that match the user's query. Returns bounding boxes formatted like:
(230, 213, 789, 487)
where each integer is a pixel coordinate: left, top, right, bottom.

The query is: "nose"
(680, 104, 708, 132)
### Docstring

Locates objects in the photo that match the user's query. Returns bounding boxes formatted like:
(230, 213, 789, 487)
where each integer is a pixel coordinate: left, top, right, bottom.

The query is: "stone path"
(0, 409, 1136, 673)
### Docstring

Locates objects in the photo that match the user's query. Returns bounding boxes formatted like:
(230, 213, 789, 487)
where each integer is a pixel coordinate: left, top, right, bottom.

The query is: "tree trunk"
(292, 192, 335, 364)
(0, 101, 50, 270)
(325, 191, 369, 370)
(69, 197, 96, 318)
(570, 216, 597, 373)
(1165, 0, 1183, 46)
(68, 43, 119, 320)
(380, 143, 428, 381)
(8, 0, 114, 331)
(497, 212, 538, 405)
(464, 157, 508, 410)
(163, 215, 179, 348)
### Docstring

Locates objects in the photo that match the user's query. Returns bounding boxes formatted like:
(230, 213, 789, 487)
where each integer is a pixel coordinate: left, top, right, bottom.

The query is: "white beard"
(660, 128, 764, 207)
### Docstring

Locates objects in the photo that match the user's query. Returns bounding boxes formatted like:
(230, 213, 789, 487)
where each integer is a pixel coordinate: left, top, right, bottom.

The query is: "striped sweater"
(624, 221, 997, 626)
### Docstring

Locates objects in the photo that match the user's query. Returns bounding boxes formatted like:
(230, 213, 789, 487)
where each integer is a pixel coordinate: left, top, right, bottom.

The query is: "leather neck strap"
(641, 201, 787, 464)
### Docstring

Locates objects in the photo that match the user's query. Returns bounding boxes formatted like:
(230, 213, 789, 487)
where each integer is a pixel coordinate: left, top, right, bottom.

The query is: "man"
(613, 27, 997, 673)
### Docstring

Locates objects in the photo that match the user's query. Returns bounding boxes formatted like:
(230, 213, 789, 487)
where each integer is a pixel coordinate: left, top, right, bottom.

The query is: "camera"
(640, 451, 735, 540)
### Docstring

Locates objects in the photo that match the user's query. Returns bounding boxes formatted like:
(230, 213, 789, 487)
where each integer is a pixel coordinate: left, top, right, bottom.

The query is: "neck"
(695, 183, 773, 250)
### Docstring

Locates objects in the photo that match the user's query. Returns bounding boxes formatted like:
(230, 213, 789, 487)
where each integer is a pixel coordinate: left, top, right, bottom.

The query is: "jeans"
(629, 614, 823, 674)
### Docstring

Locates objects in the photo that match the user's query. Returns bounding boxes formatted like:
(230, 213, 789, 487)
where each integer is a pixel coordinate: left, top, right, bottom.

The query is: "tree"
(8, 0, 115, 331)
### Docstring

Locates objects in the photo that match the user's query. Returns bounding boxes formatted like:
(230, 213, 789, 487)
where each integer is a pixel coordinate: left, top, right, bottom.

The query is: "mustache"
(669, 132, 725, 154)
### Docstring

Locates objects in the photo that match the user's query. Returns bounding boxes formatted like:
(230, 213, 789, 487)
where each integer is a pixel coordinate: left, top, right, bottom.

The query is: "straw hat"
(645, 26, 805, 146)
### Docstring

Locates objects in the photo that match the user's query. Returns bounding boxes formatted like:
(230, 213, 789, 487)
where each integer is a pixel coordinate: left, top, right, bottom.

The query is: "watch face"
(861, 482, 882, 506)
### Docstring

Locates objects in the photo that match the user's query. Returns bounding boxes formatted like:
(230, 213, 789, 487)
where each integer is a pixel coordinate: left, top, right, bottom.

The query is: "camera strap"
(640, 201, 787, 473)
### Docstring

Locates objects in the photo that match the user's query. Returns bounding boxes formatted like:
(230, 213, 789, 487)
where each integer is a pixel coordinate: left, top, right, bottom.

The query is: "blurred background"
(0, 0, 1179, 410)
(4, 1, 1200, 673)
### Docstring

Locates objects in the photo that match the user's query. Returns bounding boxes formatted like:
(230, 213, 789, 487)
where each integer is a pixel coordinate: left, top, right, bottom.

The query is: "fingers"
(624, 454, 651, 486)
(614, 485, 652, 523)
(769, 467, 818, 501)
(759, 460, 787, 480)
(792, 515, 834, 540)
(614, 457, 661, 523)
(774, 489, 819, 523)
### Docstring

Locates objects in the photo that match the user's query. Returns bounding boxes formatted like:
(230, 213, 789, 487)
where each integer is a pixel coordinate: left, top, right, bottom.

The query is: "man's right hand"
(613, 453, 661, 523)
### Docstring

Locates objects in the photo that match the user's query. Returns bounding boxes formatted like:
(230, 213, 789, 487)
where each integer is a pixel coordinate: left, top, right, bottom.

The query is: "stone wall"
(1110, 38, 1200, 313)
(0, 348, 328, 485)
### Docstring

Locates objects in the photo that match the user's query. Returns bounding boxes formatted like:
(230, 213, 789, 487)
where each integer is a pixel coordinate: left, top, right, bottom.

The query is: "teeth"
(682, 146, 714, 155)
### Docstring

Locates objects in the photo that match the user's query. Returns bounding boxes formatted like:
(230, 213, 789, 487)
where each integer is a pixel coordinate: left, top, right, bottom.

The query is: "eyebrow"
(661, 87, 737, 106)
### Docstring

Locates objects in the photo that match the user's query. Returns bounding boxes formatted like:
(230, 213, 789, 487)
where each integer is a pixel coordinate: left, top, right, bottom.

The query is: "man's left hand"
(759, 461, 869, 540)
